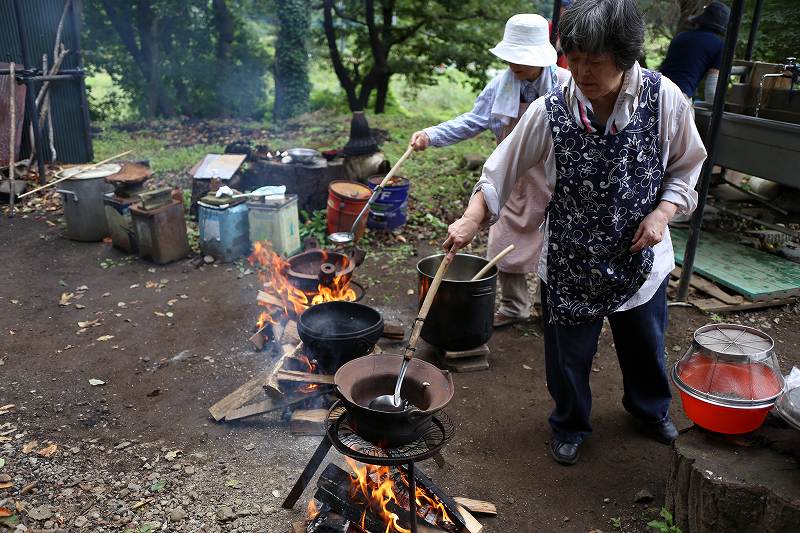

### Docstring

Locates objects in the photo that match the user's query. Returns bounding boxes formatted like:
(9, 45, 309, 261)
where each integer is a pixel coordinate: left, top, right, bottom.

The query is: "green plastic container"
(248, 194, 301, 257)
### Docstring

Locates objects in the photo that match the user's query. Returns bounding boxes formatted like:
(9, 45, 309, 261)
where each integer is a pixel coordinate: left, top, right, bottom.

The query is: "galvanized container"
(248, 194, 301, 257)
(198, 200, 250, 262)
(103, 192, 138, 253)
(130, 200, 190, 264)
(56, 166, 116, 242)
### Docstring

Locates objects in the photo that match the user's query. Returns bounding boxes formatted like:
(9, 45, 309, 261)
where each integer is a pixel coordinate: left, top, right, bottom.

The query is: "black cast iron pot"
(298, 301, 383, 373)
(335, 354, 454, 448)
(417, 253, 496, 351)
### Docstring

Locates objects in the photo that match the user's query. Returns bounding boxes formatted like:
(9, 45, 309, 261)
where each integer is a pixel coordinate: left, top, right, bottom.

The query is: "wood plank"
(456, 505, 483, 533)
(257, 290, 284, 308)
(670, 267, 743, 305)
(224, 387, 332, 421)
(277, 370, 335, 385)
(208, 367, 273, 421)
(452, 498, 497, 517)
(444, 344, 490, 361)
(290, 409, 328, 436)
(282, 320, 300, 345)
(671, 228, 800, 301)
(382, 322, 405, 340)
(691, 296, 797, 314)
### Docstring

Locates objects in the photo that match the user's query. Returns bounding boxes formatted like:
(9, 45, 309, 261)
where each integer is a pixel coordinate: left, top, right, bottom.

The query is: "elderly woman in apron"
(443, 0, 707, 465)
(411, 13, 570, 327)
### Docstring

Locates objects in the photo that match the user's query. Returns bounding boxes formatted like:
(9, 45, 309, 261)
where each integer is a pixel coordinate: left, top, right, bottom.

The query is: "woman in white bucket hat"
(411, 14, 570, 327)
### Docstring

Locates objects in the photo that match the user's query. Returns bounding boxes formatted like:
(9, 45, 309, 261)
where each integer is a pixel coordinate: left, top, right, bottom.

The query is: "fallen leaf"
(22, 441, 38, 453)
(76, 285, 88, 292)
(9, 300, 18, 305)
(130, 284, 140, 289)
(88, 378, 106, 386)
(166, 299, 177, 306)
(96, 335, 114, 341)
(0, 482, 12, 489)
(37, 443, 58, 457)
(407, 289, 414, 295)
(164, 450, 181, 461)
(179, 294, 188, 299)
(102, 292, 111, 297)
(225, 479, 240, 488)
(150, 479, 166, 492)
(58, 292, 74, 306)
(0, 458, 5, 469)
(522, 364, 532, 370)
(154, 312, 165, 317)
(74, 304, 86, 309)
(77, 319, 101, 328)
(0, 404, 14, 412)
(145, 281, 158, 289)
(165, 312, 174, 318)
(0, 508, 12, 517)
(132, 499, 152, 509)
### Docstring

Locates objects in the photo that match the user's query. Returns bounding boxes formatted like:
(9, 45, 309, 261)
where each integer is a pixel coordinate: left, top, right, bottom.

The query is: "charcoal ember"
(306, 508, 350, 533)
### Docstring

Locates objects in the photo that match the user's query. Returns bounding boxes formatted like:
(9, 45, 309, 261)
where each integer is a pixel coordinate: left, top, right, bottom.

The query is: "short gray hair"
(559, 0, 645, 71)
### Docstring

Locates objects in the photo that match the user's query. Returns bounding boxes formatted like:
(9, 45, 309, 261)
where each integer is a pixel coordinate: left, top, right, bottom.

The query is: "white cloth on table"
(474, 62, 707, 312)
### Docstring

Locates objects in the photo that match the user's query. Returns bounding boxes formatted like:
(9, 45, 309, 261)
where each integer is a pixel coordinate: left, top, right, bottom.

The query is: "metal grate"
(325, 401, 454, 466)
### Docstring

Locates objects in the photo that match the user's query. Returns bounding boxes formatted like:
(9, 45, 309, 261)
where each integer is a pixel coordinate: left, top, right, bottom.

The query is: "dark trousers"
(541, 277, 671, 444)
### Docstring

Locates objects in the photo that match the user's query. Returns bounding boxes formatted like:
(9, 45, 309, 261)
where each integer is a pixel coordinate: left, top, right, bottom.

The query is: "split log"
(208, 367, 274, 421)
(665, 425, 800, 533)
(398, 465, 468, 533)
(381, 322, 405, 340)
(290, 521, 306, 533)
(452, 498, 496, 517)
(456, 506, 482, 533)
(264, 344, 303, 398)
(670, 267, 743, 305)
(290, 409, 328, 436)
(278, 370, 335, 386)
(257, 290, 284, 308)
(224, 388, 332, 421)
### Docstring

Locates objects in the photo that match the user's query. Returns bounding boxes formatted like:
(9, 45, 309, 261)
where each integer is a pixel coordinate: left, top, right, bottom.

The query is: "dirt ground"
(2, 214, 800, 533)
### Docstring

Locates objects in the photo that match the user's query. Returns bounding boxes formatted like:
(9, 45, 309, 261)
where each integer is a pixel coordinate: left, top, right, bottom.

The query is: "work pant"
(541, 277, 671, 444)
(497, 271, 536, 319)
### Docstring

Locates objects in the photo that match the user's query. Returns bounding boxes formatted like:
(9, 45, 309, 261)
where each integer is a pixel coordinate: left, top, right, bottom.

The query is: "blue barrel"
(366, 175, 409, 230)
(198, 201, 250, 262)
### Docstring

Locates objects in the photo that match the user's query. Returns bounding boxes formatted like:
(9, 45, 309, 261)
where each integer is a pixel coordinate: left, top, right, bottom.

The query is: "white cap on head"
(489, 14, 557, 67)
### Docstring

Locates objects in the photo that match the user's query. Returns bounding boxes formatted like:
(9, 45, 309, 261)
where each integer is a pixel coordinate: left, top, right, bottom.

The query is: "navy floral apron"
(543, 70, 664, 325)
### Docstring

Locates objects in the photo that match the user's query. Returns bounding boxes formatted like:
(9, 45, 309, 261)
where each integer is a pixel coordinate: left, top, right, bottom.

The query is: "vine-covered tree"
(273, 0, 311, 121)
(319, 0, 538, 113)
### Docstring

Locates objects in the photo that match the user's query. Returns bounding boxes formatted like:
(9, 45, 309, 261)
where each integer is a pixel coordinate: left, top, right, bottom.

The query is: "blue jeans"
(541, 277, 671, 444)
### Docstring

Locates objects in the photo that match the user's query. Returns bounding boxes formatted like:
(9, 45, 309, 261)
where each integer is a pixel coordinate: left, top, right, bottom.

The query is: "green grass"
(92, 128, 224, 175)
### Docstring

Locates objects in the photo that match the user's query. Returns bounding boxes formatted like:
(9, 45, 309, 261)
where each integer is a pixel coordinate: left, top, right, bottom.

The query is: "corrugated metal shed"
(0, 0, 93, 163)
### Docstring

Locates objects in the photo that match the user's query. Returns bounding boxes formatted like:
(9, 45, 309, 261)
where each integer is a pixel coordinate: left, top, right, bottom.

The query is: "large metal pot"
(417, 253, 496, 351)
(335, 354, 454, 448)
(57, 165, 117, 241)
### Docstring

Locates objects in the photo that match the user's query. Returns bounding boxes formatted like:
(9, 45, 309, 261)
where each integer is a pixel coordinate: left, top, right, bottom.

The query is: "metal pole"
(550, 0, 563, 46)
(744, 0, 764, 61)
(12, 0, 48, 184)
(407, 462, 418, 533)
(677, 0, 746, 301)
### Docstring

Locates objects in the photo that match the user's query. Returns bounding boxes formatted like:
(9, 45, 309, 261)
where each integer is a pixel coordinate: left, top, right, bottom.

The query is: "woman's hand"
(443, 216, 482, 261)
(630, 201, 678, 252)
(410, 131, 430, 151)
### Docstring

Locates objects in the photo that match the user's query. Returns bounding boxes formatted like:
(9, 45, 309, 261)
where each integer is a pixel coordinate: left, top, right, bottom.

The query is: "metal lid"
(775, 386, 800, 431)
(63, 163, 122, 180)
(673, 324, 784, 407)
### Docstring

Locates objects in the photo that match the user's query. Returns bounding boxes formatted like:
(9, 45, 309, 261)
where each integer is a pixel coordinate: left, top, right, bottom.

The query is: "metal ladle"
(370, 251, 453, 412)
(328, 145, 415, 245)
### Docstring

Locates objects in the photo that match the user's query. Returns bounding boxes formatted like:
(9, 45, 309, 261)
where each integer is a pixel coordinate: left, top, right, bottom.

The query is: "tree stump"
(665, 422, 800, 532)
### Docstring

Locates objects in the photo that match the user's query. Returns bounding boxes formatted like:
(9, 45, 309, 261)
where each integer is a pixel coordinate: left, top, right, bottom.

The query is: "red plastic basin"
(673, 359, 783, 434)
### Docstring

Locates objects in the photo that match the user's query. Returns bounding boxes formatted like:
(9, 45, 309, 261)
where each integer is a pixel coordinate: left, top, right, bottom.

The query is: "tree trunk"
(133, 0, 173, 117)
(213, 0, 234, 62)
(374, 72, 390, 114)
(666, 425, 800, 533)
(322, 0, 360, 111)
(273, 0, 311, 120)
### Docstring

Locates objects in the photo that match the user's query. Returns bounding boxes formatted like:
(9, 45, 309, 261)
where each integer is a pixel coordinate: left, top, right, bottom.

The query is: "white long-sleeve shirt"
(475, 62, 707, 312)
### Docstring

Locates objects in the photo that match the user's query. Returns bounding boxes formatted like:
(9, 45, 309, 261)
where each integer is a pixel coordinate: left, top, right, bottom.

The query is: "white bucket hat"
(489, 14, 557, 67)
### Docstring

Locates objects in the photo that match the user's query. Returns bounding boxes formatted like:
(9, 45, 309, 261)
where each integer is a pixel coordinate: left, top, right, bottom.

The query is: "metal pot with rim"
(417, 253, 497, 351)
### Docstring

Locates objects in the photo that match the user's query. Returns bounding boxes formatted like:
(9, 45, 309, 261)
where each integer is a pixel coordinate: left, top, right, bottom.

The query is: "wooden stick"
(453, 497, 497, 516)
(277, 370, 334, 386)
(225, 388, 331, 421)
(17, 149, 132, 199)
(208, 367, 274, 421)
(8, 62, 16, 216)
(264, 343, 303, 398)
(471, 244, 514, 280)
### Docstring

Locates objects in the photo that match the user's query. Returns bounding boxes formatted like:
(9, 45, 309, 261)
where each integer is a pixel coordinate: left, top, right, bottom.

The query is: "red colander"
(672, 324, 785, 434)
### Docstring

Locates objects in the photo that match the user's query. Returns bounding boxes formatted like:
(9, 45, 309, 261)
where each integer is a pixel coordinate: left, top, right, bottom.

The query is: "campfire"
(305, 463, 461, 533)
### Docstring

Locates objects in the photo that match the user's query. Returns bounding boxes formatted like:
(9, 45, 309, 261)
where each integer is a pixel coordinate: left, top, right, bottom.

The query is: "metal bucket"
(417, 253, 497, 351)
(57, 166, 116, 241)
(199, 201, 250, 262)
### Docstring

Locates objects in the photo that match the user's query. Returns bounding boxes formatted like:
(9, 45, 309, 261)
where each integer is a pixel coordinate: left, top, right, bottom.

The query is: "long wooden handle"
(376, 145, 413, 190)
(471, 244, 515, 281)
(18, 149, 133, 199)
(404, 253, 452, 361)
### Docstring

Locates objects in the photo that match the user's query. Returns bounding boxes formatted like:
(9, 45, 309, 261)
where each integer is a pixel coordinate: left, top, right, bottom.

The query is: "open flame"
(297, 354, 320, 394)
(344, 459, 454, 533)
